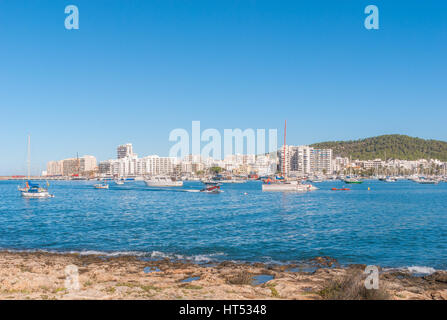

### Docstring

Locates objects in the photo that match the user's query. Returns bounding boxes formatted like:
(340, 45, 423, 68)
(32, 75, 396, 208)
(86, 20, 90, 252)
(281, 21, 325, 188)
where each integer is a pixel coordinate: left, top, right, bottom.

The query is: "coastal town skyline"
(0, 131, 447, 177)
(4, 131, 447, 176)
(1, 1, 447, 175)
(39, 137, 447, 179)
(1, 0, 447, 304)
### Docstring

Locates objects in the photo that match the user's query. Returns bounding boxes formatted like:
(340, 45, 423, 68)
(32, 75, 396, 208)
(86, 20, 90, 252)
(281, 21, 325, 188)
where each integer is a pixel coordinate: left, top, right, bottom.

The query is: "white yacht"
(262, 179, 318, 192)
(144, 176, 183, 187)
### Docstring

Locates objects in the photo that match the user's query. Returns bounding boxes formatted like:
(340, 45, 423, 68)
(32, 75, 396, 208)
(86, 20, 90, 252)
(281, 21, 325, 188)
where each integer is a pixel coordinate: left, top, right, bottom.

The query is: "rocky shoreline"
(0, 251, 446, 300)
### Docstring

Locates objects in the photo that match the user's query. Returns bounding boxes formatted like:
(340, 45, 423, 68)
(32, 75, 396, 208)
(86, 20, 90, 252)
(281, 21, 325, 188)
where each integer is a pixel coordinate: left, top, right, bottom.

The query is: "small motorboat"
(94, 183, 109, 189)
(200, 182, 221, 194)
(331, 187, 350, 191)
(115, 179, 124, 185)
(343, 178, 363, 184)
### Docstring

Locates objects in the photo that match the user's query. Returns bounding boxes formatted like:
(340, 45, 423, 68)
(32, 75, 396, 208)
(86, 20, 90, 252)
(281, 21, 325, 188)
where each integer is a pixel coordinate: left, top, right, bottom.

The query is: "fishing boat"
(144, 176, 183, 187)
(19, 135, 54, 198)
(200, 182, 222, 194)
(94, 183, 109, 189)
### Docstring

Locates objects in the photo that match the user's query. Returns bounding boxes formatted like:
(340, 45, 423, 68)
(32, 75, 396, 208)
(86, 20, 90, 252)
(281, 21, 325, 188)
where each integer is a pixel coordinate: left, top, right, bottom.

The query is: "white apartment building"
(140, 155, 177, 175)
(46, 160, 64, 176)
(250, 155, 277, 176)
(80, 155, 97, 172)
(279, 145, 333, 176)
(117, 143, 135, 159)
(99, 144, 177, 176)
(46, 155, 97, 176)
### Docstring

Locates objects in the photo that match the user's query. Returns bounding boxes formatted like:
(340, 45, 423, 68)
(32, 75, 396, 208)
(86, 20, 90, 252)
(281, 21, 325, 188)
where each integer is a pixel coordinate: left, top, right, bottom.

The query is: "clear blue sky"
(0, 0, 446, 174)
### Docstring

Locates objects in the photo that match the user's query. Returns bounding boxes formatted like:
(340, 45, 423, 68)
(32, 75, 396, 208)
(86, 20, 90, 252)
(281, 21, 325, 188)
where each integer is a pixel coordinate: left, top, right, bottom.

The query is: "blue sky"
(0, 0, 446, 174)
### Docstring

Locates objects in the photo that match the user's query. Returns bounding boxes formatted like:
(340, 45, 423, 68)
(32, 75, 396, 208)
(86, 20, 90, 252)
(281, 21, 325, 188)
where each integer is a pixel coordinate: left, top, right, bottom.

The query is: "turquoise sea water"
(0, 180, 446, 270)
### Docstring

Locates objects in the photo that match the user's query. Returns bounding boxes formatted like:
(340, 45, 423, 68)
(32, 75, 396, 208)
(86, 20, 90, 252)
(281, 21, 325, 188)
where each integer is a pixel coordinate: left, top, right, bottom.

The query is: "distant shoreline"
(1, 250, 446, 300)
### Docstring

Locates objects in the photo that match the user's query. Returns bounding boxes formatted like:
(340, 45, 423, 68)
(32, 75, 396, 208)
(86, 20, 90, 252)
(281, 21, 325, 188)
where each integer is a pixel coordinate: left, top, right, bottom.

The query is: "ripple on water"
(0, 180, 446, 270)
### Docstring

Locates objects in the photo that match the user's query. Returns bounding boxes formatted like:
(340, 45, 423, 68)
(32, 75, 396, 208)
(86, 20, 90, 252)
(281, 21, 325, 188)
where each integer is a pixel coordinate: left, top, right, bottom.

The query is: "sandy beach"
(0, 251, 446, 300)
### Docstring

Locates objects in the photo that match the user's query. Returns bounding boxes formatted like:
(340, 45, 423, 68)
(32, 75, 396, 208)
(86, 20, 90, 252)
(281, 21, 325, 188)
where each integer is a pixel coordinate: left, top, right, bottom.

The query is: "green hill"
(310, 134, 447, 161)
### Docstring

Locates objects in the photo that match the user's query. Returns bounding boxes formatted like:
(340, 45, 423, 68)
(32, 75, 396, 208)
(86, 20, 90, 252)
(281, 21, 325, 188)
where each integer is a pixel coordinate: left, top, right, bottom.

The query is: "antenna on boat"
(283, 120, 286, 177)
(27, 134, 31, 180)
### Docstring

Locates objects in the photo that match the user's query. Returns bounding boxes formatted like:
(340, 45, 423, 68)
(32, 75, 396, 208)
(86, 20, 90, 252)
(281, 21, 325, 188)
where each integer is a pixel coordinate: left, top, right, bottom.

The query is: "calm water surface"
(0, 180, 446, 270)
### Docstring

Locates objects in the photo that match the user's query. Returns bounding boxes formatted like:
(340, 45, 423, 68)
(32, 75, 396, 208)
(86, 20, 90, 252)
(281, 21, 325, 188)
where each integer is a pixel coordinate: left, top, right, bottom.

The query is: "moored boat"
(21, 181, 53, 198)
(94, 183, 109, 189)
(19, 135, 54, 199)
(261, 121, 317, 192)
(332, 187, 350, 191)
(115, 178, 124, 185)
(262, 179, 317, 192)
(144, 176, 183, 187)
(343, 178, 363, 184)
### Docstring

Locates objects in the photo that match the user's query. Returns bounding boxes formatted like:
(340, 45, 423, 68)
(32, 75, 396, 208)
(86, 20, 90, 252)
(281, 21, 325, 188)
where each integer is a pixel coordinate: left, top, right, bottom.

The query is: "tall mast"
(27, 135, 31, 179)
(77, 152, 80, 176)
(283, 120, 286, 177)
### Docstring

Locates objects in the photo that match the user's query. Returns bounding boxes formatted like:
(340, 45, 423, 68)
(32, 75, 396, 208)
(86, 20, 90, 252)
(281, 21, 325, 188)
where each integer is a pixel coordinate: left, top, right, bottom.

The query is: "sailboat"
(343, 156, 363, 184)
(19, 135, 54, 198)
(262, 121, 317, 192)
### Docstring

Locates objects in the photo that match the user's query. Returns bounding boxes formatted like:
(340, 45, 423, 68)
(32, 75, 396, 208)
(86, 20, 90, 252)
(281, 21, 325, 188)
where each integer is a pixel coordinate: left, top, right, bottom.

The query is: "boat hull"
(343, 180, 363, 184)
(144, 180, 183, 187)
(21, 191, 52, 198)
(262, 183, 317, 192)
(94, 184, 109, 189)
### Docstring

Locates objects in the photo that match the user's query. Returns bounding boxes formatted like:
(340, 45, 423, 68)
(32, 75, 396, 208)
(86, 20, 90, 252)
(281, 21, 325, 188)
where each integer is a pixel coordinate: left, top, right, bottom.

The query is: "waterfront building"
(139, 155, 178, 176)
(279, 145, 333, 176)
(46, 160, 64, 176)
(80, 155, 97, 173)
(117, 143, 135, 159)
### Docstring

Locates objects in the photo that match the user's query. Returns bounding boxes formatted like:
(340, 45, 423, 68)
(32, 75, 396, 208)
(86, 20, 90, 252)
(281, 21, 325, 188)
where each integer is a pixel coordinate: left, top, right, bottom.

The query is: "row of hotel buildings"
(45, 143, 447, 177)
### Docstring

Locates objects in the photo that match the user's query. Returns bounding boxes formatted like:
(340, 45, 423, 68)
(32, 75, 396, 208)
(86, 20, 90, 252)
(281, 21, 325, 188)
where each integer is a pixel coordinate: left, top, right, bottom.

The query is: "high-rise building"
(80, 155, 97, 172)
(279, 145, 333, 175)
(117, 143, 134, 159)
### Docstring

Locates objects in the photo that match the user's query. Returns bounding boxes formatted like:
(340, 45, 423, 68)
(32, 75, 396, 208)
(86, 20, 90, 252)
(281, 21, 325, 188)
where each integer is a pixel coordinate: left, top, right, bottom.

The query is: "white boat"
(219, 179, 246, 184)
(144, 176, 183, 187)
(416, 179, 438, 185)
(262, 121, 317, 192)
(94, 183, 109, 189)
(200, 182, 222, 193)
(262, 180, 317, 192)
(19, 135, 54, 199)
(21, 184, 53, 198)
(115, 179, 124, 185)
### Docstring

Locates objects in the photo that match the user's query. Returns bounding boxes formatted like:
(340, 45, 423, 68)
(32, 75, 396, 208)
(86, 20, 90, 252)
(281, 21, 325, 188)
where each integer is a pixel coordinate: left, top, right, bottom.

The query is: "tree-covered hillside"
(310, 135, 447, 161)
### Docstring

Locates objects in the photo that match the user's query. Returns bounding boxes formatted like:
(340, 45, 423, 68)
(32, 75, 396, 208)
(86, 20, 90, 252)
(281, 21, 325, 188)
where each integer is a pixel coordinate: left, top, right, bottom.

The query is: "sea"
(1, 180, 446, 274)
